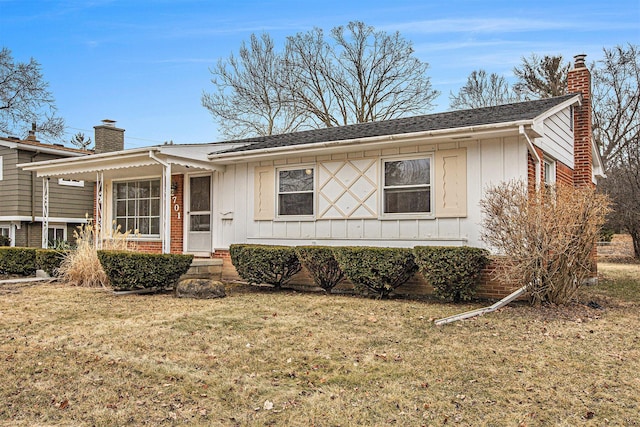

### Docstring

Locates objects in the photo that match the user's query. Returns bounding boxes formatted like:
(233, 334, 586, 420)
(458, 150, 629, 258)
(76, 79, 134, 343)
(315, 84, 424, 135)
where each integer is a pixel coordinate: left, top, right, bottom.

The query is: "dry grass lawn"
(1, 263, 639, 426)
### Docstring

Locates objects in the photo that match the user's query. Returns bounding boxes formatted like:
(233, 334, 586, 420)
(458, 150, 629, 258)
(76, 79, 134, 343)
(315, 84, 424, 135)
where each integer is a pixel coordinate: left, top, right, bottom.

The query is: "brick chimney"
(94, 119, 124, 154)
(567, 54, 593, 187)
(25, 122, 38, 142)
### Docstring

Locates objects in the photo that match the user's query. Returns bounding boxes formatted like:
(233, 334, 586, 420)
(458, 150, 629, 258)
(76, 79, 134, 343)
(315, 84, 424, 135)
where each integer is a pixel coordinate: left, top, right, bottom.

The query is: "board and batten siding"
(212, 135, 528, 250)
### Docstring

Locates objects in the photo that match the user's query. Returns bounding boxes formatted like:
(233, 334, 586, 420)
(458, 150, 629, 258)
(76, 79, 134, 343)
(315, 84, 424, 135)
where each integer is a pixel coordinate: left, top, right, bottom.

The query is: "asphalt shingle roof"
(216, 94, 577, 155)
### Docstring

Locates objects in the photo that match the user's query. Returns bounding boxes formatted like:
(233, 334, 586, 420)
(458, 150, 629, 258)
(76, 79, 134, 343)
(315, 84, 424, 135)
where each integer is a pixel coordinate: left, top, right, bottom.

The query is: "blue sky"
(1, 0, 638, 148)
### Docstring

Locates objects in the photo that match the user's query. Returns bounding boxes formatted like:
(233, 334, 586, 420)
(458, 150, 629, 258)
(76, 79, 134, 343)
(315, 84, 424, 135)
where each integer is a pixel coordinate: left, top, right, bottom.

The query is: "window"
(47, 225, 66, 248)
(544, 158, 556, 187)
(114, 179, 161, 236)
(383, 157, 432, 214)
(0, 226, 10, 246)
(58, 178, 85, 187)
(277, 167, 314, 216)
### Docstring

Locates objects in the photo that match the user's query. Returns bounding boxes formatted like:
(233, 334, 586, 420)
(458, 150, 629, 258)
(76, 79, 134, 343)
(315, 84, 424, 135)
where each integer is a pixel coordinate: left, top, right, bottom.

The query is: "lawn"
(1, 263, 638, 426)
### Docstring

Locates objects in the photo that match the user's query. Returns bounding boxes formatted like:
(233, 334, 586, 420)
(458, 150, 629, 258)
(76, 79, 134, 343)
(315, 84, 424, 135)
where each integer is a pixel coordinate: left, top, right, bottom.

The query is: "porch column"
(95, 172, 104, 249)
(41, 177, 49, 248)
(162, 163, 172, 254)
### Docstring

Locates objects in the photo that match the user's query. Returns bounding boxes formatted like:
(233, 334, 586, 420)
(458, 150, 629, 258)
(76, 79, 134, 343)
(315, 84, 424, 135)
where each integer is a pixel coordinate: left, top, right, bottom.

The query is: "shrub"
(414, 246, 490, 302)
(480, 180, 610, 305)
(295, 246, 345, 291)
(332, 246, 417, 298)
(36, 249, 69, 277)
(230, 244, 301, 288)
(0, 247, 36, 275)
(0, 235, 10, 247)
(97, 251, 193, 291)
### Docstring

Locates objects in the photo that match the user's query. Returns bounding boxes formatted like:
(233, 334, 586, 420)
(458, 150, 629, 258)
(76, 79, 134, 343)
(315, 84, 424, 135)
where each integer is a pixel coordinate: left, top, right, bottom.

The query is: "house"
(0, 128, 94, 248)
(19, 55, 605, 297)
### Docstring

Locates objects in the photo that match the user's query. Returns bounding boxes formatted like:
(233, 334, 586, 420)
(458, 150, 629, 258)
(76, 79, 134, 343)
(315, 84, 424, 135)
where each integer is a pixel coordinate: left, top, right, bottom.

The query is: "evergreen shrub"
(36, 249, 69, 277)
(414, 246, 490, 302)
(0, 247, 36, 275)
(295, 246, 344, 291)
(97, 250, 193, 291)
(229, 244, 301, 288)
(0, 235, 10, 246)
(331, 246, 417, 298)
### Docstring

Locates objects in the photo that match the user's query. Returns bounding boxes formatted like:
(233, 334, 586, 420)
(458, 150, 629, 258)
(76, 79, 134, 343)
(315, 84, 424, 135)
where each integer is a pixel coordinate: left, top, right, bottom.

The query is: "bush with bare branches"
(480, 181, 610, 305)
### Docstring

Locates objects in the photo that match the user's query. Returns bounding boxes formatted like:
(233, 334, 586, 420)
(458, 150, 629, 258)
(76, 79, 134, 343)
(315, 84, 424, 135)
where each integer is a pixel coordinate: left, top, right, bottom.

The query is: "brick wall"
(170, 174, 184, 254)
(567, 55, 594, 188)
(556, 161, 574, 186)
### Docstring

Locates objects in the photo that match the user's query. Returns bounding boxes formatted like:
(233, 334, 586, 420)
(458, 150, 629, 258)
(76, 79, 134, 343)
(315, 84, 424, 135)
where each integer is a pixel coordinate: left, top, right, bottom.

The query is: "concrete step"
(181, 258, 223, 280)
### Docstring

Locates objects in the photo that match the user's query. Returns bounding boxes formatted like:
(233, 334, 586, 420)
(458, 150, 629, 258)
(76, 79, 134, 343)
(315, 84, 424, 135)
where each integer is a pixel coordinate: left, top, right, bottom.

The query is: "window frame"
(112, 178, 162, 238)
(381, 154, 434, 218)
(46, 224, 66, 248)
(276, 165, 315, 219)
(0, 155, 3, 181)
(543, 157, 556, 187)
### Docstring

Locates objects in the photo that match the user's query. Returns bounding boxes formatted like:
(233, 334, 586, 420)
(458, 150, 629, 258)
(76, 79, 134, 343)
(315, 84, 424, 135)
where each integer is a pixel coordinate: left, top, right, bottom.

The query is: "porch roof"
(18, 143, 238, 181)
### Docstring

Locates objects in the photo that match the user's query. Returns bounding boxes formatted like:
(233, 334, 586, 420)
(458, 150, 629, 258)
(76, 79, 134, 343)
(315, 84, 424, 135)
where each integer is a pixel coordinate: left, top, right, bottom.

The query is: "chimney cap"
(101, 119, 117, 127)
(573, 54, 587, 68)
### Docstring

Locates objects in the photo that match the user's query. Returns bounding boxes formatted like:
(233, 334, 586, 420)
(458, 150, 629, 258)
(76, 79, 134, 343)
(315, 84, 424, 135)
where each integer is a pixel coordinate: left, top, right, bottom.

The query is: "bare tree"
(449, 69, 522, 110)
(284, 21, 439, 127)
(592, 44, 640, 169)
(69, 131, 92, 150)
(202, 33, 307, 139)
(0, 47, 64, 139)
(513, 53, 570, 99)
(203, 22, 439, 138)
(600, 139, 640, 258)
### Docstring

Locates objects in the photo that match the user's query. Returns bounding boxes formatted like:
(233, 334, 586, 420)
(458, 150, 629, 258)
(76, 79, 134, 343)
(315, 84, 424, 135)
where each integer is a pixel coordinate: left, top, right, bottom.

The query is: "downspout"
(520, 125, 541, 189)
(149, 151, 171, 254)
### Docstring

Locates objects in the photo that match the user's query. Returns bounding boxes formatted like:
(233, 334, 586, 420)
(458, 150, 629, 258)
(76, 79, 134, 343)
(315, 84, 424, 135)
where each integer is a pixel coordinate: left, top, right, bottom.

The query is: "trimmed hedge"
(0, 247, 36, 275)
(0, 235, 10, 247)
(295, 246, 344, 291)
(332, 246, 418, 298)
(229, 244, 301, 288)
(36, 249, 69, 277)
(97, 250, 193, 291)
(414, 246, 490, 302)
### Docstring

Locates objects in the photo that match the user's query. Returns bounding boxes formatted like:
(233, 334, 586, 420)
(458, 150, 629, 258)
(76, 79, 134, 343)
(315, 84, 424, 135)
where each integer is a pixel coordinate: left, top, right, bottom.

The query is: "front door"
(186, 174, 212, 253)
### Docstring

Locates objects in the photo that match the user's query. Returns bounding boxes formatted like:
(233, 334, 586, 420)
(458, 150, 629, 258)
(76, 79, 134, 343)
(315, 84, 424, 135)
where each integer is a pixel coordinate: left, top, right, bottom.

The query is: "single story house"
(20, 55, 605, 298)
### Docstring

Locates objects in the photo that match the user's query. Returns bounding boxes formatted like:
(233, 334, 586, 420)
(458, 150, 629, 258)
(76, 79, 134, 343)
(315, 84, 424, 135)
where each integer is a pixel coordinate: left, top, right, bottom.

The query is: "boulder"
(175, 278, 226, 299)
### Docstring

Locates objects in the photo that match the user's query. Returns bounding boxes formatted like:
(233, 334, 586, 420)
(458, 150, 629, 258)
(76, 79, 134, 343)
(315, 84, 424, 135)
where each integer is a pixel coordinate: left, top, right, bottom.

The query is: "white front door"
(186, 174, 212, 253)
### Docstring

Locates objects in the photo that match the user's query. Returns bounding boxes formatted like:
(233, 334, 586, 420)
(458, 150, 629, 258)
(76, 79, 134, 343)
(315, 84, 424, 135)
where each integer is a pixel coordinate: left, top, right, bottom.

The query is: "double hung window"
(383, 157, 432, 214)
(277, 167, 314, 217)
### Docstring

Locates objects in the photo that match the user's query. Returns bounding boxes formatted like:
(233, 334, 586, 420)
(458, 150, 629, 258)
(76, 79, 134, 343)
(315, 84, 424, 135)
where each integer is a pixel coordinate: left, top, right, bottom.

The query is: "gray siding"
(0, 147, 20, 217)
(16, 150, 94, 219)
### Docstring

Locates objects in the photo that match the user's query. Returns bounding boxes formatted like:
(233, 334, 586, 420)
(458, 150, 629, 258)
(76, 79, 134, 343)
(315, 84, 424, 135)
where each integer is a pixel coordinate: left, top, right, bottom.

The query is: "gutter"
(520, 125, 541, 189)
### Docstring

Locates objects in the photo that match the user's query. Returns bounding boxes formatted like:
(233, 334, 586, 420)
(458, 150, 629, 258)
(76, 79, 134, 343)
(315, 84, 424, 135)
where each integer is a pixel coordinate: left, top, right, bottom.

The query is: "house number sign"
(172, 196, 181, 219)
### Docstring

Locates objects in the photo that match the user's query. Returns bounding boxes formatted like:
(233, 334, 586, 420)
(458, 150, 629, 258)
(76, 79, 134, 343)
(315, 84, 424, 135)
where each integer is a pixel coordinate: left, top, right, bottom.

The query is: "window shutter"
(434, 148, 467, 218)
(254, 166, 275, 220)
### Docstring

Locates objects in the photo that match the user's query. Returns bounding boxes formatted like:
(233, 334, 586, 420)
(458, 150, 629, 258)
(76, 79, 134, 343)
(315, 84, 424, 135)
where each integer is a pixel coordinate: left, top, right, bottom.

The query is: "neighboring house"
(0, 131, 94, 248)
(20, 55, 605, 297)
